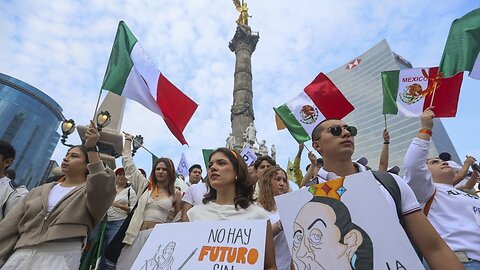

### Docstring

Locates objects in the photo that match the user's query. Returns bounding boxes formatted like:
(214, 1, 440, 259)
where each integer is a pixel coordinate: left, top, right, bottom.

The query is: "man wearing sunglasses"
(404, 108, 480, 269)
(310, 118, 463, 270)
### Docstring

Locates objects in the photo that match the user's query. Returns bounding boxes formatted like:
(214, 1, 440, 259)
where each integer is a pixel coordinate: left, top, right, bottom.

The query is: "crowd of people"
(0, 109, 479, 269)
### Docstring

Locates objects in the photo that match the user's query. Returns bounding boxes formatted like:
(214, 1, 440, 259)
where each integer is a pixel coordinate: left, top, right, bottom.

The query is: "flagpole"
(92, 89, 103, 122)
(429, 82, 439, 107)
(384, 114, 387, 130)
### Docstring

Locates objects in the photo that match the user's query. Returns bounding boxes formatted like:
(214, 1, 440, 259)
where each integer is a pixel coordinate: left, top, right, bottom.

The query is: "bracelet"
(419, 128, 432, 136)
(125, 138, 132, 141)
(277, 221, 283, 231)
(86, 146, 98, 152)
(384, 141, 390, 144)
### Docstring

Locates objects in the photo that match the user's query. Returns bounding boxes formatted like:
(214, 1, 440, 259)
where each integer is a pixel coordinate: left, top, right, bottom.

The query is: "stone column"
(229, 25, 259, 152)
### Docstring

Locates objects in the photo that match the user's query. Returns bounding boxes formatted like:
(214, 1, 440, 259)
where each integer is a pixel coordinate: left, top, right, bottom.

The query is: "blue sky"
(1, 1, 478, 174)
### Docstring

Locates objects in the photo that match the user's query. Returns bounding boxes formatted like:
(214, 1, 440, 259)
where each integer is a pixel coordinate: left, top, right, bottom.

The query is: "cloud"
(0, 0, 478, 175)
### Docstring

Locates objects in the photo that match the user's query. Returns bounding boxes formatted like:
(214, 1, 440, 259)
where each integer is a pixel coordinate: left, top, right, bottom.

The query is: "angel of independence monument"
(227, 0, 274, 159)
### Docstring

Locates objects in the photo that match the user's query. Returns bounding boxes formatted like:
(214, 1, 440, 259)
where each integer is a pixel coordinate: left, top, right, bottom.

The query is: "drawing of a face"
(292, 197, 370, 270)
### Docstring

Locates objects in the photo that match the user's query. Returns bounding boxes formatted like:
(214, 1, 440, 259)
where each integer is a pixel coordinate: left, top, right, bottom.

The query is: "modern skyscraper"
(0, 73, 63, 189)
(326, 40, 461, 174)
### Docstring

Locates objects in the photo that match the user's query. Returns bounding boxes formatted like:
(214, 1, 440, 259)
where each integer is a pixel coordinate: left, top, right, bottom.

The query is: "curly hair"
(203, 147, 254, 210)
(257, 166, 288, 212)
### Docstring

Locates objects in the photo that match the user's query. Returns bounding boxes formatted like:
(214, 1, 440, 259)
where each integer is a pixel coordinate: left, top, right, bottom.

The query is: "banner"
(275, 171, 423, 270)
(132, 219, 267, 270)
(241, 146, 257, 166)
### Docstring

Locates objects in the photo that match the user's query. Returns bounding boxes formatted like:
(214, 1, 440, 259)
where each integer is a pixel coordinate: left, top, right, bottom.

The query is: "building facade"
(0, 73, 63, 189)
(326, 40, 460, 174)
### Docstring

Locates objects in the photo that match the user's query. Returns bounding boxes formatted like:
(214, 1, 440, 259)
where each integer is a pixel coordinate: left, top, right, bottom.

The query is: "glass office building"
(0, 73, 63, 189)
(327, 40, 460, 174)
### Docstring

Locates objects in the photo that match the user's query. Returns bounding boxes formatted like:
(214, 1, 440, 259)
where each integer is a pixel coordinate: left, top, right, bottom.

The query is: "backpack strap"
(127, 187, 131, 207)
(423, 189, 436, 216)
(372, 171, 403, 225)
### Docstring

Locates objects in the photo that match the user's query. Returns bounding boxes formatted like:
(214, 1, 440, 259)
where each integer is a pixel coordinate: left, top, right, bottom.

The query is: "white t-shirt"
(267, 211, 291, 270)
(317, 163, 420, 216)
(107, 187, 137, 221)
(48, 184, 77, 212)
(187, 202, 268, 221)
(404, 138, 480, 261)
(182, 182, 208, 206)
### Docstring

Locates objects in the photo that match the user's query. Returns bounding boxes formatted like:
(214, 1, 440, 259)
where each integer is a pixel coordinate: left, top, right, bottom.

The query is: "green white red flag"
(382, 67, 463, 117)
(101, 21, 198, 145)
(439, 8, 480, 79)
(274, 73, 354, 143)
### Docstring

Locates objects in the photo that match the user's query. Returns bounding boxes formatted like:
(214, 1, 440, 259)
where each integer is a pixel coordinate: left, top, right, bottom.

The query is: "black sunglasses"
(328, 125, 357, 137)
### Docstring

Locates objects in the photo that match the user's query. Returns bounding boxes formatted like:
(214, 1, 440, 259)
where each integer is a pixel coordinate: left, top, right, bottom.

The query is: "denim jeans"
(98, 219, 125, 270)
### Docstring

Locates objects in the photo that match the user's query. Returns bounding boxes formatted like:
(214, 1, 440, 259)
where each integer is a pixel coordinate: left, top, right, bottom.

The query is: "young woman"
(257, 166, 293, 270)
(186, 147, 277, 270)
(0, 121, 116, 269)
(116, 133, 182, 270)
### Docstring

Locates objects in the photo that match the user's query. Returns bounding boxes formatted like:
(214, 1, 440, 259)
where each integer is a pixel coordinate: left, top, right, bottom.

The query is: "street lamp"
(60, 119, 76, 147)
(132, 135, 144, 157)
(96, 111, 111, 131)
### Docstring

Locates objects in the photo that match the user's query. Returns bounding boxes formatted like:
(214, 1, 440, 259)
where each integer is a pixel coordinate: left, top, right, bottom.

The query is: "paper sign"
(241, 146, 257, 166)
(132, 219, 267, 270)
(275, 171, 424, 270)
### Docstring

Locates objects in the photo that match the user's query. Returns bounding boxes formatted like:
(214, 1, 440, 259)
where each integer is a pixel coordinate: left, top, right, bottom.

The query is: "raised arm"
(121, 132, 149, 194)
(453, 156, 476, 186)
(293, 144, 304, 186)
(403, 109, 435, 203)
(378, 129, 390, 172)
(85, 121, 116, 224)
(456, 170, 478, 191)
(300, 151, 317, 187)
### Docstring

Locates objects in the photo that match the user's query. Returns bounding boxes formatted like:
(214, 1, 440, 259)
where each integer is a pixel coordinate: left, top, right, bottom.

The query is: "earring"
(235, 176, 238, 181)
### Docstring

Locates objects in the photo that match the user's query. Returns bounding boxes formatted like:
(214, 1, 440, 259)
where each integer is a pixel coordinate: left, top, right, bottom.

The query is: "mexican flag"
(274, 73, 354, 143)
(102, 21, 198, 145)
(439, 8, 480, 79)
(382, 67, 463, 117)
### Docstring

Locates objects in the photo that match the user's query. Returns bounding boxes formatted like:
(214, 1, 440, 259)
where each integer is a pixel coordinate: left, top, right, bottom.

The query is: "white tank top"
(143, 196, 174, 223)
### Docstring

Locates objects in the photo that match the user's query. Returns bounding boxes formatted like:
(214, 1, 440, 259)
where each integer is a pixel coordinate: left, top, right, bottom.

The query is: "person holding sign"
(310, 118, 463, 269)
(404, 108, 480, 269)
(0, 121, 116, 269)
(116, 133, 182, 270)
(186, 147, 277, 269)
(257, 166, 293, 270)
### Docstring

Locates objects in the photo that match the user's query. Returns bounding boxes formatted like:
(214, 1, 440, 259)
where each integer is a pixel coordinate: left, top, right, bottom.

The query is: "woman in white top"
(99, 168, 137, 270)
(257, 166, 293, 270)
(0, 121, 116, 270)
(186, 147, 277, 270)
(116, 133, 181, 270)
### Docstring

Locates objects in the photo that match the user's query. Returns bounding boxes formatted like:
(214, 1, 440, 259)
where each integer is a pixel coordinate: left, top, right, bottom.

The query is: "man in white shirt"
(404, 108, 480, 269)
(310, 118, 462, 269)
(0, 141, 26, 221)
(186, 164, 202, 186)
(181, 181, 209, 222)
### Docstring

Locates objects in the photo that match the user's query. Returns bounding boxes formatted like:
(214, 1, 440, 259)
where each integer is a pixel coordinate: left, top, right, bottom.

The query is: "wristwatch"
(86, 146, 99, 152)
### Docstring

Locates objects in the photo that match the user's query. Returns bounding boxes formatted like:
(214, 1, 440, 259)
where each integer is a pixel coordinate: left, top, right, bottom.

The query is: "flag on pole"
(274, 72, 354, 143)
(102, 21, 198, 145)
(439, 8, 480, 79)
(176, 153, 189, 177)
(382, 67, 463, 117)
(202, 149, 214, 171)
(151, 154, 159, 168)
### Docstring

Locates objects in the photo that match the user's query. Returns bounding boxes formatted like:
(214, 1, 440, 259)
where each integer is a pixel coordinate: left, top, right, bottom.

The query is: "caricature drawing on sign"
(141, 241, 176, 270)
(292, 177, 373, 270)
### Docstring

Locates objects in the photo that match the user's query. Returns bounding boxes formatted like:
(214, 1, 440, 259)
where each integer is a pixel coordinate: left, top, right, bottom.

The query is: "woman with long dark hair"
(0, 121, 116, 269)
(116, 133, 181, 270)
(186, 147, 277, 269)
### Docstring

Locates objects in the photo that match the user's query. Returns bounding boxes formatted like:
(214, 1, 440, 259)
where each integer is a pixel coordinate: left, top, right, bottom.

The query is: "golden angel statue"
(233, 0, 250, 26)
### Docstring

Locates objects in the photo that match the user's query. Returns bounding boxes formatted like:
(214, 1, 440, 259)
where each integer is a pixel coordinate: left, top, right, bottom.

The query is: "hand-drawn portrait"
(292, 196, 373, 270)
